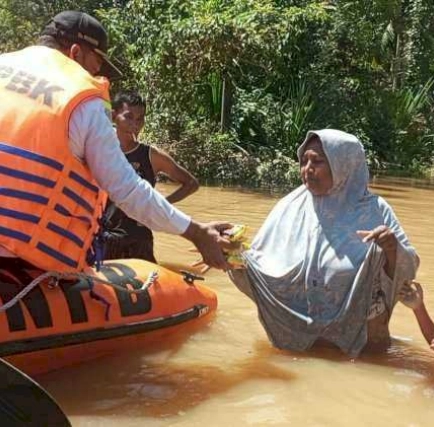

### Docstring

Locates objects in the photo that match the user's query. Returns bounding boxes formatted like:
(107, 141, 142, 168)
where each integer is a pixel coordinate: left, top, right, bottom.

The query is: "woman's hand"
(398, 280, 424, 310)
(356, 225, 397, 254)
(357, 225, 397, 279)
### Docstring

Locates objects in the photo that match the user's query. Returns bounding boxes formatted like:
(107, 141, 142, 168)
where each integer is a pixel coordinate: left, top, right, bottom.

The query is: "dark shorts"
(104, 234, 156, 263)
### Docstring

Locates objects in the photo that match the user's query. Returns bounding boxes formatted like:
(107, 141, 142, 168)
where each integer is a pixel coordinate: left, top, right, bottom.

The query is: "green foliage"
(100, 0, 329, 142)
(233, 77, 315, 154)
(306, 0, 434, 170)
(1, 0, 434, 185)
(0, 1, 128, 54)
(147, 121, 301, 190)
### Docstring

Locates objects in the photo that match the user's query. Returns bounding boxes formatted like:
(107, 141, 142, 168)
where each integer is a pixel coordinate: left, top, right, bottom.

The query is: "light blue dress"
(230, 129, 419, 356)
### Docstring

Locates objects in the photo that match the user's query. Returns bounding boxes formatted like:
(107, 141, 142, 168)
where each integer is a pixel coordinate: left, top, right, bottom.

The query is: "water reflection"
(40, 341, 296, 418)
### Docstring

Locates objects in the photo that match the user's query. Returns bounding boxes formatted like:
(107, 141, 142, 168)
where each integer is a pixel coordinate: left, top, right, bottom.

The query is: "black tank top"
(106, 144, 156, 236)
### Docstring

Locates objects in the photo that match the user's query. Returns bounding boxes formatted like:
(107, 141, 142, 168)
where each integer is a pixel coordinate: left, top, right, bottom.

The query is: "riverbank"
(155, 133, 434, 192)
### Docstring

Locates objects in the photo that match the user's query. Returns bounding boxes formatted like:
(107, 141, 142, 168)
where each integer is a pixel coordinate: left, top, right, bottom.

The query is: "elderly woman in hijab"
(230, 129, 419, 357)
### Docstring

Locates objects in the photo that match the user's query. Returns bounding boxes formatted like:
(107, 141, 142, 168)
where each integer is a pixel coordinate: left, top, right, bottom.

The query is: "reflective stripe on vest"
(0, 46, 109, 272)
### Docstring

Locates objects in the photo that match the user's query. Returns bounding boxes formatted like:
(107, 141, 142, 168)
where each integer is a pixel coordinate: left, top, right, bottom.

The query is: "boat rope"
(0, 270, 159, 314)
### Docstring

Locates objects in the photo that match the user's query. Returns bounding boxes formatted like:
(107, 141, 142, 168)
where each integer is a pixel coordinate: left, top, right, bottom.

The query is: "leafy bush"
(147, 122, 301, 190)
(1, 0, 434, 183)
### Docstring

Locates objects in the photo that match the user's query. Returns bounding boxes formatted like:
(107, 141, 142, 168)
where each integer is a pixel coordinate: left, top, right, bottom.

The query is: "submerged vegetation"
(1, 0, 433, 189)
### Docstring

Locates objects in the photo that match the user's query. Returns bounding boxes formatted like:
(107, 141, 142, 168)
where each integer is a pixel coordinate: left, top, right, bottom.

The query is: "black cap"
(41, 11, 122, 79)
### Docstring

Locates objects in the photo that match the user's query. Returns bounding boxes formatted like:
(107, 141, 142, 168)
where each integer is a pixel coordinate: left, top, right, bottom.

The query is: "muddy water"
(39, 179, 434, 426)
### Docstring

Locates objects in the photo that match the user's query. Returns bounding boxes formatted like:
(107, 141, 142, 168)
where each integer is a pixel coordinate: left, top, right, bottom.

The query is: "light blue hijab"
(233, 129, 419, 355)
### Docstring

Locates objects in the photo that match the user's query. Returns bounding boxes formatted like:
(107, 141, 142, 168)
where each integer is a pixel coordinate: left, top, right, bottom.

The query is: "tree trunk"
(220, 76, 233, 132)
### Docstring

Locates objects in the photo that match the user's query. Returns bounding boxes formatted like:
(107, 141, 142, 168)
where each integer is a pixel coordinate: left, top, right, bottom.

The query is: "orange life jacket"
(0, 46, 109, 272)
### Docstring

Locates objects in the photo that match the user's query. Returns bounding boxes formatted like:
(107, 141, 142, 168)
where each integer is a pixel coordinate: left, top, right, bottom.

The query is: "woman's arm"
(358, 198, 419, 282)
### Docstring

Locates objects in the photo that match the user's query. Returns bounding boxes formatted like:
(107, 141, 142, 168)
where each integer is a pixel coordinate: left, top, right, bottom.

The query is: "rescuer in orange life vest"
(0, 10, 233, 277)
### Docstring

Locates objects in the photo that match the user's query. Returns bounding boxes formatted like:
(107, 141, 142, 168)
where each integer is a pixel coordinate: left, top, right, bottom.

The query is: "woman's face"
(300, 137, 333, 196)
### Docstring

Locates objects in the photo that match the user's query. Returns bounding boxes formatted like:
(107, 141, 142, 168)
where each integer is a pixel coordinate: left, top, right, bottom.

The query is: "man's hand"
(182, 221, 234, 271)
(399, 280, 424, 310)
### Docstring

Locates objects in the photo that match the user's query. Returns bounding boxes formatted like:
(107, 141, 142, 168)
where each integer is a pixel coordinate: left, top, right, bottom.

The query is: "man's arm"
(69, 98, 231, 269)
(70, 98, 190, 234)
(150, 146, 199, 204)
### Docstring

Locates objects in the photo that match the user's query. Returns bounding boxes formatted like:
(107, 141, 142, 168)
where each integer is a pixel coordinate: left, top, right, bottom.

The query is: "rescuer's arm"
(69, 98, 231, 270)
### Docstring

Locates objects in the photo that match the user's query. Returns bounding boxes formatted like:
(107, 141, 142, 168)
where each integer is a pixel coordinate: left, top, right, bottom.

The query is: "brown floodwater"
(38, 178, 434, 426)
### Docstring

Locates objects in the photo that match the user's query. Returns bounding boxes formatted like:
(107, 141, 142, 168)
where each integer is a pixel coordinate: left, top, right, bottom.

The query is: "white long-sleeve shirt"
(0, 97, 191, 258)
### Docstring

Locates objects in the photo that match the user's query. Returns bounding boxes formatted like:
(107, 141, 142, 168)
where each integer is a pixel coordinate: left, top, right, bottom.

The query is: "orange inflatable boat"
(0, 259, 217, 376)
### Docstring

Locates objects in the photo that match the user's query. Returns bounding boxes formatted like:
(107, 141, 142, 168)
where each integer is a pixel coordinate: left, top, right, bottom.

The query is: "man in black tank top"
(104, 91, 199, 262)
